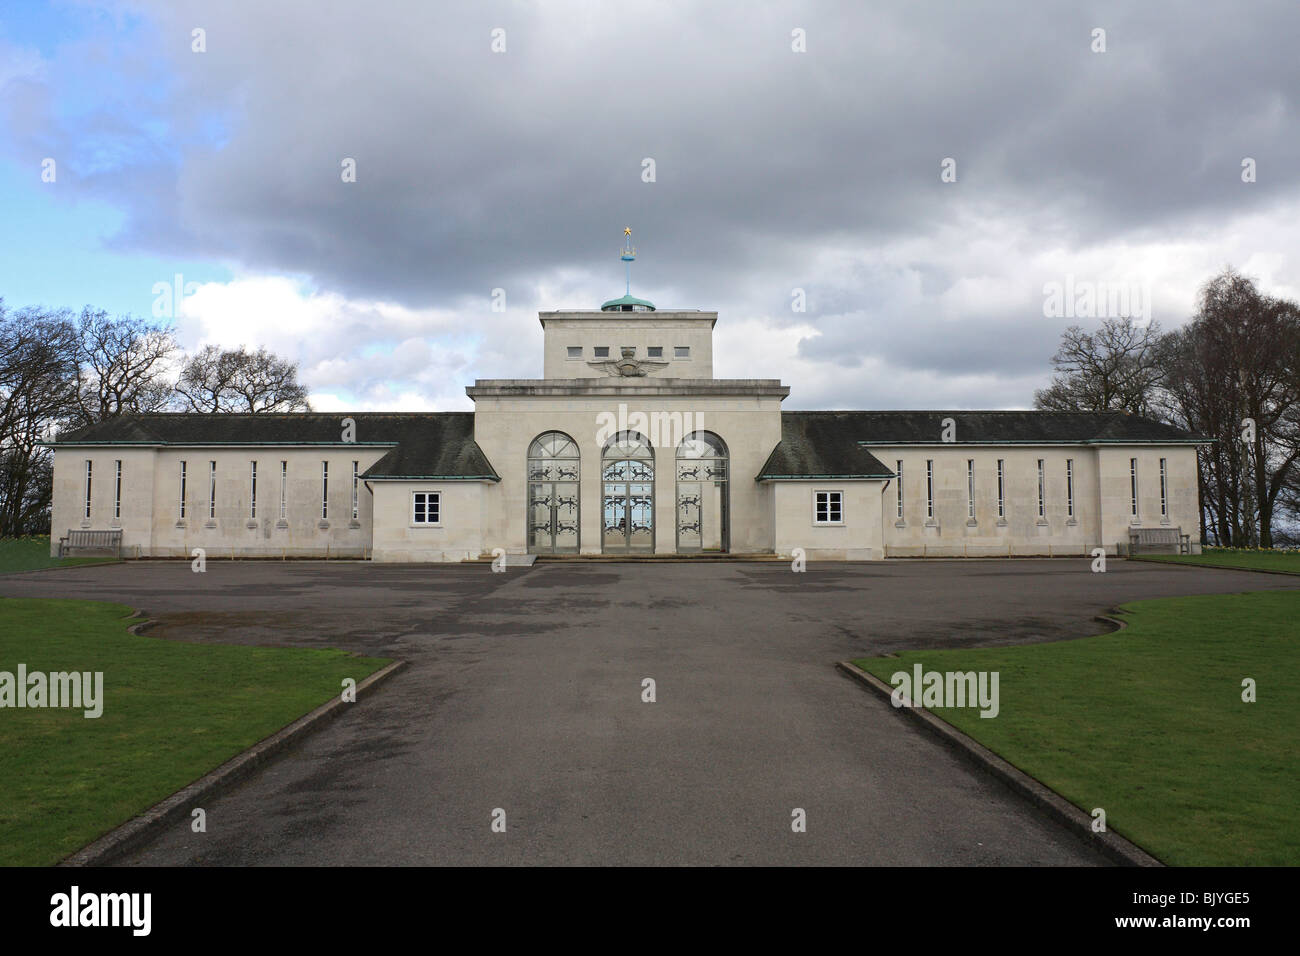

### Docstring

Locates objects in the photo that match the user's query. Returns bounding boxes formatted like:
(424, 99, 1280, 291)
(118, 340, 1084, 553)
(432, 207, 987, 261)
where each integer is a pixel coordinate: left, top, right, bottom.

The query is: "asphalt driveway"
(4, 557, 1293, 865)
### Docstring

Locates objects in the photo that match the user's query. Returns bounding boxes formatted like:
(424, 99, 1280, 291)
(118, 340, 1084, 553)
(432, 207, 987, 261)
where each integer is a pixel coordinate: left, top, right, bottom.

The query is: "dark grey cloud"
(6, 0, 1300, 407)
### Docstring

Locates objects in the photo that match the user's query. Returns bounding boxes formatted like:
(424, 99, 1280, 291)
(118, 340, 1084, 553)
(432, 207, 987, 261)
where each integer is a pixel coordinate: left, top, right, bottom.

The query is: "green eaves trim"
(366, 475, 500, 482)
(756, 474, 893, 481)
(37, 441, 160, 447)
(42, 441, 400, 447)
(1085, 438, 1217, 444)
(857, 439, 1214, 446)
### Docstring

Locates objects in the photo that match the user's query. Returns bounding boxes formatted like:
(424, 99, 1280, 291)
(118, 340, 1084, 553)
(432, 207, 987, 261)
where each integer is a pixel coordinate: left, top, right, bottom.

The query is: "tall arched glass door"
(602, 431, 654, 552)
(527, 432, 580, 554)
(676, 432, 729, 553)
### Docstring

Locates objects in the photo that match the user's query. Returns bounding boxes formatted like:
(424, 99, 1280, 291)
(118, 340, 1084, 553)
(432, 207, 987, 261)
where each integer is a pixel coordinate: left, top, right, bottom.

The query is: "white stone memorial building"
(50, 236, 1206, 561)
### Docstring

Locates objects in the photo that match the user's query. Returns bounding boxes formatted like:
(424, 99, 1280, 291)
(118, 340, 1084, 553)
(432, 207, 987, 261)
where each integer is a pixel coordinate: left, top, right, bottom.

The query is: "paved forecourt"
(3, 558, 1292, 865)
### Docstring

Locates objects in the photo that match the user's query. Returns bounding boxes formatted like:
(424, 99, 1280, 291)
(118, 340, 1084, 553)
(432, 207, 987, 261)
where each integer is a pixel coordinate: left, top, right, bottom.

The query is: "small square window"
(413, 491, 441, 525)
(674, 346, 690, 358)
(647, 346, 663, 358)
(594, 346, 610, 358)
(814, 491, 843, 524)
(567, 346, 582, 358)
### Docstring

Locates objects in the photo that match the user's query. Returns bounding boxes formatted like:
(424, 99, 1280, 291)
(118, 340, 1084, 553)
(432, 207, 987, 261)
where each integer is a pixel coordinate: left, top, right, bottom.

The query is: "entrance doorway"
(527, 432, 580, 554)
(676, 432, 729, 552)
(602, 432, 654, 553)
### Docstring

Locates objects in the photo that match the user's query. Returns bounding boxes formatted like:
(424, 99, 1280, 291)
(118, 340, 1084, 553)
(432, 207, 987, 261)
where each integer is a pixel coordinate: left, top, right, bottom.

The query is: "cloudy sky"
(2, 0, 1298, 412)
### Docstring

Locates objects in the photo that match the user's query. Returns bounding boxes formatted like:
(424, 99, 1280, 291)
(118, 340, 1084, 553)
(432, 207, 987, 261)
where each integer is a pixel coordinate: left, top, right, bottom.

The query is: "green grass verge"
(0, 536, 119, 573)
(1133, 548, 1300, 575)
(854, 590, 1299, 866)
(0, 597, 390, 866)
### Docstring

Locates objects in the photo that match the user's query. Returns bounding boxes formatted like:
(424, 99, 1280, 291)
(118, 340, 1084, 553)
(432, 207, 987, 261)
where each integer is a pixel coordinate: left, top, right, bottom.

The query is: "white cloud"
(167, 183, 1300, 415)
(10, 1, 1300, 413)
(174, 275, 492, 408)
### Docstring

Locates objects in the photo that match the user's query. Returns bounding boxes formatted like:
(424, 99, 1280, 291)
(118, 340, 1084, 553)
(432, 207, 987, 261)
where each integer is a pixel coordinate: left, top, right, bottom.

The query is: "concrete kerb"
(59, 645, 409, 867)
(836, 637, 1162, 868)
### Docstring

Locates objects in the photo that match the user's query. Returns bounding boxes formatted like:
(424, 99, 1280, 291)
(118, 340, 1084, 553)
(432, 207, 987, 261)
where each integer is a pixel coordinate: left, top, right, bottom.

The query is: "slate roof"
(51, 412, 499, 481)
(360, 416, 499, 480)
(841, 410, 1207, 444)
(758, 413, 895, 479)
(757, 410, 1206, 480)
(53, 408, 1205, 484)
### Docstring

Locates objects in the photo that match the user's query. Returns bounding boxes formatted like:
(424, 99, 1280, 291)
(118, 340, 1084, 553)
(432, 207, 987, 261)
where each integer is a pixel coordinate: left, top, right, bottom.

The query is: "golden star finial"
(624, 226, 632, 236)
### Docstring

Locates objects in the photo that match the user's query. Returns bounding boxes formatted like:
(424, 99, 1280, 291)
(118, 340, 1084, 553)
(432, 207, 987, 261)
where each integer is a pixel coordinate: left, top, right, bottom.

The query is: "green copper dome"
(600, 293, 656, 312)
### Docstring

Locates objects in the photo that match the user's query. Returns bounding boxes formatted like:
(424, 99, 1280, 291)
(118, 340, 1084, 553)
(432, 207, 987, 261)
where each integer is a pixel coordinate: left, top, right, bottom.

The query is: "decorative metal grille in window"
(602, 431, 654, 552)
(676, 432, 728, 552)
(528, 432, 581, 553)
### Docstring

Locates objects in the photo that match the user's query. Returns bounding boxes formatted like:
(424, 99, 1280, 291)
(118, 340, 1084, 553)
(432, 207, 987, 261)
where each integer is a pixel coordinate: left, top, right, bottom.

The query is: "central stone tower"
(539, 229, 716, 379)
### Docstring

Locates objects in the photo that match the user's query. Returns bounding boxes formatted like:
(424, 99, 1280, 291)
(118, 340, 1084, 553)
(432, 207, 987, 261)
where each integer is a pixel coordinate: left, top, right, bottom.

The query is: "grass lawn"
(0, 536, 119, 574)
(0, 597, 390, 866)
(854, 590, 1299, 866)
(1133, 547, 1300, 575)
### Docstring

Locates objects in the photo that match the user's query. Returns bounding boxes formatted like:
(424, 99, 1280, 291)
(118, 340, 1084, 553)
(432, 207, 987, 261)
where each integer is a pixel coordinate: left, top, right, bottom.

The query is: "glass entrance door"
(603, 481, 653, 551)
(601, 433, 655, 553)
(529, 482, 579, 553)
(676, 432, 729, 553)
(527, 432, 580, 554)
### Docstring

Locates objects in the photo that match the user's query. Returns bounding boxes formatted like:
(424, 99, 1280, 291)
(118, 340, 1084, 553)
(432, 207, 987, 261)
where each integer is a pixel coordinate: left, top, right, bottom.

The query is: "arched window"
(602, 431, 654, 552)
(676, 432, 729, 552)
(527, 432, 579, 553)
(528, 432, 580, 481)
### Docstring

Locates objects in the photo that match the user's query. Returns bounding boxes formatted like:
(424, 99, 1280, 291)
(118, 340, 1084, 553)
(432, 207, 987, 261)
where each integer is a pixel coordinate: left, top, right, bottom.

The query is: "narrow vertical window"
(179, 461, 187, 519)
(280, 461, 287, 520)
(925, 460, 934, 519)
(996, 459, 1005, 519)
(967, 459, 975, 520)
(1130, 458, 1139, 518)
(113, 460, 121, 520)
(351, 461, 359, 520)
(896, 460, 904, 520)
(1066, 459, 1075, 519)
(250, 461, 258, 519)
(1159, 458, 1168, 517)
(321, 461, 329, 520)
(1037, 459, 1045, 518)
(84, 460, 93, 519)
(208, 460, 217, 519)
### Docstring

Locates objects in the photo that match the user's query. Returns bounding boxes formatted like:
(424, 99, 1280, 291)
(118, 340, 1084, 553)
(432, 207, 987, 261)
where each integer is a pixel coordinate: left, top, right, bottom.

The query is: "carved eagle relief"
(587, 346, 670, 377)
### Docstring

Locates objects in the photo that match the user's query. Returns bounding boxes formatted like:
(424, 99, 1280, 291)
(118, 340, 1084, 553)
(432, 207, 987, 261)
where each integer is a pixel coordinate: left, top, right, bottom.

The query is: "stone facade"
(49, 305, 1206, 561)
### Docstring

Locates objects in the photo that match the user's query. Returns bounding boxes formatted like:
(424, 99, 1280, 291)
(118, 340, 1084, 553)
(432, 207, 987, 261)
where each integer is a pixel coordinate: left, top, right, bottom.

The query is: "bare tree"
(1159, 270, 1300, 548)
(70, 308, 179, 428)
(1035, 272, 1300, 547)
(1034, 318, 1166, 416)
(1162, 321, 1244, 546)
(0, 301, 80, 536)
(175, 345, 312, 413)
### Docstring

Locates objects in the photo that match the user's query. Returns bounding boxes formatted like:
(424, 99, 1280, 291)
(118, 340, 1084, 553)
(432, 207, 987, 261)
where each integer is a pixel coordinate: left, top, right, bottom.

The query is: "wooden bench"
(1128, 527, 1190, 555)
(57, 529, 123, 558)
